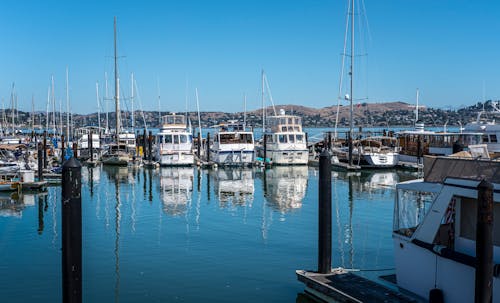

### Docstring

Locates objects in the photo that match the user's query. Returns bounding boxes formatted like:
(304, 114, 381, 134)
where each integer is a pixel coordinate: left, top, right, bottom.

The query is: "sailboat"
(101, 17, 136, 166)
(331, 0, 398, 168)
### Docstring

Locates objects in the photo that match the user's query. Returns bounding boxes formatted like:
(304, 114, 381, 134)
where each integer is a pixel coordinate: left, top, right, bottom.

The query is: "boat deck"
(296, 269, 421, 303)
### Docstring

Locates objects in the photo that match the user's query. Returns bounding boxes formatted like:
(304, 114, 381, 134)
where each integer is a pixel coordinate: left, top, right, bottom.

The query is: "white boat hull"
(210, 149, 254, 166)
(363, 152, 399, 168)
(101, 155, 129, 166)
(266, 149, 308, 165)
(159, 152, 194, 166)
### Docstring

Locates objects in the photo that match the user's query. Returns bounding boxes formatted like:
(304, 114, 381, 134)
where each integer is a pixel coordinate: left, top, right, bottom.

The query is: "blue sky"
(1, 0, 499, 114)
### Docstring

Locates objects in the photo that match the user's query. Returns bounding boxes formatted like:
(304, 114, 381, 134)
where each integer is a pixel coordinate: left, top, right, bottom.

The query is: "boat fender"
(429, 288, 444, 303)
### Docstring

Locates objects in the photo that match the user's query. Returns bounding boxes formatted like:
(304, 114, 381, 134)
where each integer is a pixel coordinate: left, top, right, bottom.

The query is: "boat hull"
(266, 149, 308, 165)
(159, 152, 194, 166)
(210, 150, 254, 166)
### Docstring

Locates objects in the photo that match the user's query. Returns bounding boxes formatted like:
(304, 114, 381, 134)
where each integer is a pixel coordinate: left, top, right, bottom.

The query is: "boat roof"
(423, 155, 500, 184)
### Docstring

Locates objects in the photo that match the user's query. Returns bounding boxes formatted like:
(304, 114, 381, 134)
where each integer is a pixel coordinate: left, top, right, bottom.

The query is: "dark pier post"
(72, 142, 78, 160)
(88, 131, 93, 162)
(142, 129, 147, 160)
(417, 137, 422, 165)
(475, 180, 494, 303)
(148, 131, 153, 162)
(348, 132, 353, 166)
(43, 131, 47, 169)
(318, 150, 332, 274)
(61, 135, 65, 164)
(263, 134, 267, 165)
(327, 132, 332, 151)
(61, 157, 82, 303)
(197, 132, 201, 159)
(37, 143, 43, 181)
(206, 133, 211, 163)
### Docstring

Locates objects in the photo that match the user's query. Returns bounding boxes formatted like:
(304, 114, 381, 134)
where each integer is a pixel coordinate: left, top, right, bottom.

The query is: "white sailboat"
(332, 0, 398, 168)
(101, 16, 136, 166)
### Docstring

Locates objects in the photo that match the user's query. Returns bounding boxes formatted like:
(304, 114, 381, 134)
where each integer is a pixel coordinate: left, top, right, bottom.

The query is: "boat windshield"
(393, 189, 437, 238)
(219, 133, 253, 144)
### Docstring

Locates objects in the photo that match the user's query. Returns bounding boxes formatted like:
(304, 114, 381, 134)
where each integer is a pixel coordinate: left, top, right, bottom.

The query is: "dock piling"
(476, 179, 494, 303)
(37, 143, 43, 181)
(206, 133, 211, 163)
(318, 150, 332, 274)
(88, 131, 93, 162)
(61, 157, 82, 303)
(43, 131, 47, 169)
(148, 131, 153, 162)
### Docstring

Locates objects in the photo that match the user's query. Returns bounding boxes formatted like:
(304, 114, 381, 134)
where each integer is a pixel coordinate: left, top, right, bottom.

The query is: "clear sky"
(1, 0, 499, 114)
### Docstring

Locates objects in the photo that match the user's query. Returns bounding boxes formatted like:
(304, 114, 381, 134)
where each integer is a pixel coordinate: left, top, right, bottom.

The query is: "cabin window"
(294, 126, 300, 131)
(165, 135, 172, 143)
(180, 135, 187, 143)
(265, 134, 273, 143)
(282, 126, 287, 132)
(288, 134, 295, 143)
(459, 196, 500, 245)
(280, 118, 286, 125)
(288, 118, 293, 124)
(482, 134, 489, 143)
(393, 189, 437, 238)
(490, 134, 498, 143)
(296, 134, 304, 143)
(288, 126, 294, 132)
(188, 134, 193, 143)
(173, 135, 179, 144)
(279, 135, 286, 143)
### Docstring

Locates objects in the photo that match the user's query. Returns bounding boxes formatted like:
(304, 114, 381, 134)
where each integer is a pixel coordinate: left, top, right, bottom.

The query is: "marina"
(0, 162, 418, 302)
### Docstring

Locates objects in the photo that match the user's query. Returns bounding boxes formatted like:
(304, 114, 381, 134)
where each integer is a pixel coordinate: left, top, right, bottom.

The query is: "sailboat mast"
(11, 82, 15, 134)
(195, 88, 202, 134)
(348, 0, 355, 166)
(96, 81, 101, 130)
(261, 70, 265, 134)
(66, 67, 70, 140)
(114, 16, 121, 136)
(31, 95, 34, 133)
(243, 93, 247, 128)
(157, 78, 161, 126)
(415, 88, 419, 123)
(131, 73, 134, 130)
(105, 72, 109, 133)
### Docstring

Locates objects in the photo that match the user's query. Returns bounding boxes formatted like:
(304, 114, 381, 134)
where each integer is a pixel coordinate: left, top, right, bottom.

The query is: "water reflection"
(211, 168, 254, 207)
(159, 167, 194, 216)
(263, 166, 308, 212)
(0, 192, 25, 218)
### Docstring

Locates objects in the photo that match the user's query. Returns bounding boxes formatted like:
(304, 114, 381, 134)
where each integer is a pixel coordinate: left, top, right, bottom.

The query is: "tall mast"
(31, 95, 35, 133)
(415, 88, 419, 123)
(157, 78, 161, 126)
(131, 73, 134, 130)
(261, 69, 265, 134)
(243, 93, 247, 128)
(46, 85, 50, 131)
(105, 72, 109, 133)
(66, 67, 70, 140)
(10, 82, 15, 134)
(195, 88, 202, 134)
(51, 75, 56, 134)
(96, 81, 101, 130)
(114, 16, 121, 136)
(348, 0, 355, 166)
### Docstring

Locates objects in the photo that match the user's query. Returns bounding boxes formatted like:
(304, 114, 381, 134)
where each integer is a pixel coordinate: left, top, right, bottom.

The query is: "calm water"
(0, 165, 417, 302)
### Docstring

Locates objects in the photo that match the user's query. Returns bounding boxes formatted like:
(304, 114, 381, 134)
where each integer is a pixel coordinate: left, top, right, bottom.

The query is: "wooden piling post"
(43, 131, 47, 169)
(206, 133, 211, 163)
(318, 150, 332, 274)
(61, 135, 65, 164)
(61, 157, 82, 303)
(197, 132, 201, 159)
(475, 179, 494, 303)
(72, 142, 78, 160)
(348, 132, 353, 166)
(38, 143, 43, 181)
(88, 131, 93, 162)
(148, 131, 153, 162)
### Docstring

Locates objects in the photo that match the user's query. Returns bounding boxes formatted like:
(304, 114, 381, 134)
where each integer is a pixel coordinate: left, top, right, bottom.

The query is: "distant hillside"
(9, 100, 498, 130)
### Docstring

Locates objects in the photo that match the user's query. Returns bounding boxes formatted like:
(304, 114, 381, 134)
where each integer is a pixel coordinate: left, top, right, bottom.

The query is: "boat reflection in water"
(264, 166, 308, 212)
(0, 192, 26, 218)
(159, 167, 194, 216)
(211, 168, 254, 207)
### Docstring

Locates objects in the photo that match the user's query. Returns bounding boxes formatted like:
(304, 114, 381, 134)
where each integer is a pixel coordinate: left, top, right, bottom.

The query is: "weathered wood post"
(37, 143, 43, 181)
(197, 132, 201, 159)
(476, 179, 494, 303)
(43, 131, 48, 169)
(61, 157, 82, 303)
(72, 142, 78, 160)
(263, 134, 267, 165)
(88, 131, 93, 162)
(327, 132, 332, 150)
(348, 132, 353, 166)
(61, 135, 65, 164)
(142, 129, 147, 160)
(318, 150, 332, 274)
(148, 131, 153, 162)
(206, 133, 211, 163)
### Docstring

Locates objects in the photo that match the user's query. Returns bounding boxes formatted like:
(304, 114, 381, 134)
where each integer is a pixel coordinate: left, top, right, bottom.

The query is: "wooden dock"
(331, 161, 361, 171)
(296, 269, 420, 303)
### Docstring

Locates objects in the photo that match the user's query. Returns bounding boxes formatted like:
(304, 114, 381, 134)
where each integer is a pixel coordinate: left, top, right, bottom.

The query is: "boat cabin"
(161, 114, 187, 129)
